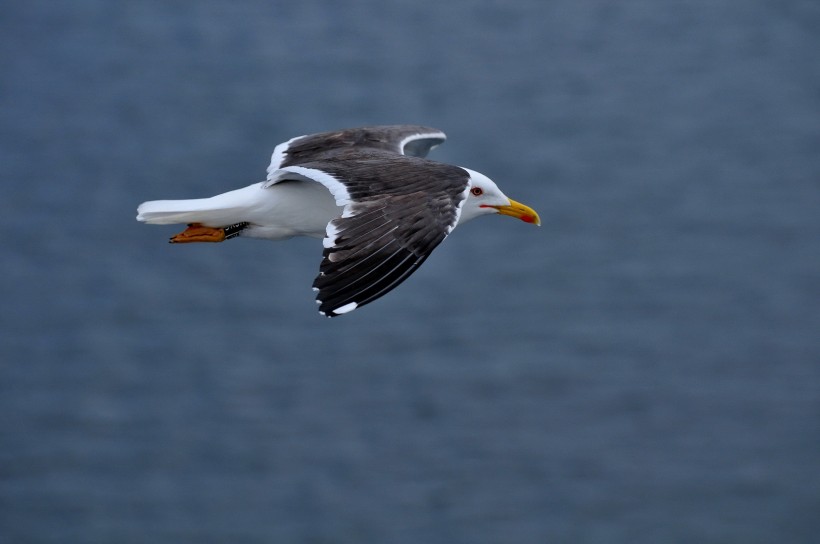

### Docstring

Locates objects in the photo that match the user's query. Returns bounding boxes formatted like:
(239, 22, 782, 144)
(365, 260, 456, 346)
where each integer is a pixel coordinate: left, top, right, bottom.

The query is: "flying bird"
(137, 125, 540, 317)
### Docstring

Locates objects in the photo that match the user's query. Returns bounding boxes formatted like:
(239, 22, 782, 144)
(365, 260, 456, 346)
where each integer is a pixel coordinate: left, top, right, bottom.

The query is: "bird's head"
(456, 168, 541, 227)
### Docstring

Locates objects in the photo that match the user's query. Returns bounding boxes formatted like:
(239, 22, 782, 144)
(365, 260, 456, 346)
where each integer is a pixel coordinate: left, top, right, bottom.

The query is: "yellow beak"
(487, 198, 541, 226)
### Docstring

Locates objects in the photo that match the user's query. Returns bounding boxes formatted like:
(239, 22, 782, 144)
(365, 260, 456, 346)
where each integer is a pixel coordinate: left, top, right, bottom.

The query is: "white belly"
(238, 180, 343, 240)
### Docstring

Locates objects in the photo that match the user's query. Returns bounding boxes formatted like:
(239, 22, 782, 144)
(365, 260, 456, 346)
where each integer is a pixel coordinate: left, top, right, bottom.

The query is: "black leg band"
(223, 222, 250, 240)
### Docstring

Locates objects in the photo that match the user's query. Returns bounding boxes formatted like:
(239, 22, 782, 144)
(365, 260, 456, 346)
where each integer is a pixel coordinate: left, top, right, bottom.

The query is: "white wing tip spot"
(333, 302, 358, 315)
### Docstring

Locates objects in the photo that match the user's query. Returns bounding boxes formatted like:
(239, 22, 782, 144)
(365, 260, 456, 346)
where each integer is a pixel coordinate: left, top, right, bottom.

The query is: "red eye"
(470, 187, 483, 196)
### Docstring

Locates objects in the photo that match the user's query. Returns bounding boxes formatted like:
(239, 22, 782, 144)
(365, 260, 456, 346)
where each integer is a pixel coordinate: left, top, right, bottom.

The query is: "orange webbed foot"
(169, 223, 227, 244)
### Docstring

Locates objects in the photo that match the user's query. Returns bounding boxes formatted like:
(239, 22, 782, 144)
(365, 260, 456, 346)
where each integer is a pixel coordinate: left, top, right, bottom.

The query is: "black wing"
(265, 144, 470, 316)
(267, 125, 446, 179)
(313, 190, 459, 317)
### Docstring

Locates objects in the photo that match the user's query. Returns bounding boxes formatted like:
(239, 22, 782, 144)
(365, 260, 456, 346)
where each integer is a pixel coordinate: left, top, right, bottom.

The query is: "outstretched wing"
(266, 150, 469, 316)
(313, 189, 459, 316)
(266, 125, 446, 181)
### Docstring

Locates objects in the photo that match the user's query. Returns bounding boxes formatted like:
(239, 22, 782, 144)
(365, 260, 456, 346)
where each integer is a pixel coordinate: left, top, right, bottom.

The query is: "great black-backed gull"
(137, 125, 540, 317)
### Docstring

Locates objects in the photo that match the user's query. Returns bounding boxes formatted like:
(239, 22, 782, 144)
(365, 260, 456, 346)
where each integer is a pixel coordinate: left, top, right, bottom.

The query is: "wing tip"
(317, 300, 359, 318)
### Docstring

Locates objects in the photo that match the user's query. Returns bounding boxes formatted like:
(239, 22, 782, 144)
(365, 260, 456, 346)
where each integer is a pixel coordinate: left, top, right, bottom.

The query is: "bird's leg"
(169, 223, 225, 243)
(169, 222, 249, 244)
(223, 222, 250, 240)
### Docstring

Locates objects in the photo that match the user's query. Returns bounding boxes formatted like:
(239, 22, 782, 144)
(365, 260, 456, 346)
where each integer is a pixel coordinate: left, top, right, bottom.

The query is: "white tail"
(136, 181, 341, 240)
(136, 184, 263, 226)
(136, 199, 236, 225)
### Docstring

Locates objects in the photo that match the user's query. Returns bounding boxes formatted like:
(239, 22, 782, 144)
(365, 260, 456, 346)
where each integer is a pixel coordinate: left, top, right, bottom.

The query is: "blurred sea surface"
(1, 1, 818, 542)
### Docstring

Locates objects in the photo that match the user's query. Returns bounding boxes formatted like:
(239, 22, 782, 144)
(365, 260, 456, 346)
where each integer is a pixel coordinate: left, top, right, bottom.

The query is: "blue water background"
(1, 1, 819, 542)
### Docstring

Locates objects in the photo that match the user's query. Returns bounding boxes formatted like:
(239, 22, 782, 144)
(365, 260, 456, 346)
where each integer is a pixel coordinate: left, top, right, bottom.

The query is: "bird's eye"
(470, 187, 483, 196)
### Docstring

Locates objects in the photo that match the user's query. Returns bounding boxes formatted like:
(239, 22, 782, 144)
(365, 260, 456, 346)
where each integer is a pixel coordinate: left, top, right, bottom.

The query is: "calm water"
(2, 1, 819, 542)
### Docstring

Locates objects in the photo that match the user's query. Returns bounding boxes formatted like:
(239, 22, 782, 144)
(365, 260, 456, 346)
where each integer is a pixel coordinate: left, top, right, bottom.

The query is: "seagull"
(137, 125, 540, 317)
